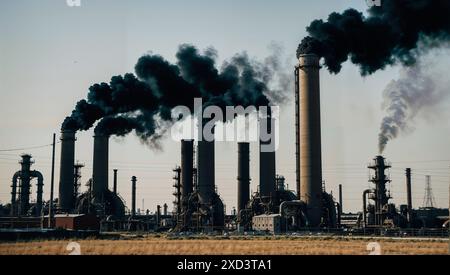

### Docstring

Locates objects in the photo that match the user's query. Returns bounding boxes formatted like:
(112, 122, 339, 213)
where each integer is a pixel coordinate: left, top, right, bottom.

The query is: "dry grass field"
(0, 235, 449, 255)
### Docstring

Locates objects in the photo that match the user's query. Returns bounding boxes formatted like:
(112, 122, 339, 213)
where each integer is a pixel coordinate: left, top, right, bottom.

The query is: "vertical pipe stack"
(259, 116, 276, 198)
(237, 142, 250, 213)
(58, 130, 76, 212)
(92, 134, 109, 200)
(294, 66, 301, 199)
(11, 172, 20, 216)
(405, 168, 413, 225)
(48, 133, 56, 227)
(156, 205, 161, 226)
(181, 139, 194, 202)
(197, 119, 215, 205)
(19, 154, 32, 215)
(338, 184, 343, 226)
(131, 176, 137, 216)
(113, 169, 118, 195)
(163, 203, 168, 216)
(32, 171, 44, 216)
(298, 54, 323, 227)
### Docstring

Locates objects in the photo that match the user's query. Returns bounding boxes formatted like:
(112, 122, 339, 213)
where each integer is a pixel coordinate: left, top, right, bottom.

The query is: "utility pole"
(48, 133, 56, 228)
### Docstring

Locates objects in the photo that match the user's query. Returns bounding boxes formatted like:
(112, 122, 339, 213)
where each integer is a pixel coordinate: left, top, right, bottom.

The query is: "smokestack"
(131, 176, 137, 216)
(92, 134, 109, 200)
(197, 118, 215, 205)
(338, 184, 343, 226)
(113, 169, 118, 195)
(58, 130, 76, 212)
(405, 168, 413, 225)
(181, 139, 194, 201)
(259, 116, 276, 198)
(298, 54, 323, 227)
(197, 140, 215, 204)
(163, 203, 168, 216)
(156, 205, 161, 226)
(339, 184, 343, 211)
(237, 142, 250, 213)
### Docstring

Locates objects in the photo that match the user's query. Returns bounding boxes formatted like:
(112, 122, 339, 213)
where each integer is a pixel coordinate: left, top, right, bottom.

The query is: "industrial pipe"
(298, 54, 323, 227)
(362, 189, 373, 228)
(10, 171, 20, 216)
(31, 171, 44, 216)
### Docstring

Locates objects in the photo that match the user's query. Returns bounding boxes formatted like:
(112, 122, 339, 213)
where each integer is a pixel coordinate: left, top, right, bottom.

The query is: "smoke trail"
(378, 54, 449, 153)
(297, 0, 450, 75)
(62, 44, 290, 146)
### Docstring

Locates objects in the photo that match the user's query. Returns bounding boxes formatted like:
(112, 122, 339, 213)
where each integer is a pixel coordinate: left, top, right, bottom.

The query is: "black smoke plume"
(297, 0, 450, 75)
(378, 53, 449, 153)
(62, 44, 288, 145)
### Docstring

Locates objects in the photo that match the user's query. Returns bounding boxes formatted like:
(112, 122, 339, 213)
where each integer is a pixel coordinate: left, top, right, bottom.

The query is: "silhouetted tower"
(131, 176, 137, 217)
(422, 175, 436, 208)
(73, 162, 84, 203)
(368, 155, 391, 226)
(172, 166, 182, 216)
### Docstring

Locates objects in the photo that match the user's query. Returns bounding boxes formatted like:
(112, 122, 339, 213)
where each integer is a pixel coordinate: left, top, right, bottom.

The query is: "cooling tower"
(58, 130, 76, 212)
(298, 54, 323, 227)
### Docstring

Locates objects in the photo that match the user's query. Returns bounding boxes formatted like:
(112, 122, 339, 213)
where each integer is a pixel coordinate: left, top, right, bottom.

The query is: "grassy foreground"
(0, 235, 448, 255)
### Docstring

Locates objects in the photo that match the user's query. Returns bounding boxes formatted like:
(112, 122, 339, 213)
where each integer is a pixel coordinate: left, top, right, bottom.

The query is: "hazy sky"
(1, 0, 449, 214)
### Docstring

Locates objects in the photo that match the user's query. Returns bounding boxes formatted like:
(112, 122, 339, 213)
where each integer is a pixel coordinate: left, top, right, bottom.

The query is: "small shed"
(54, 214, 99, 231)
(252, 214, 282, 234)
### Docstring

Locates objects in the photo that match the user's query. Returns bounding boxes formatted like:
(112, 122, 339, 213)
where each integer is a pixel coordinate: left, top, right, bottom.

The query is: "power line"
(0, 142, 58, 152)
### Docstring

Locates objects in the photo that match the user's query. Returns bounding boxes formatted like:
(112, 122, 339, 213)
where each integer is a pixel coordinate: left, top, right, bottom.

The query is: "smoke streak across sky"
(62, 43, 292, 148)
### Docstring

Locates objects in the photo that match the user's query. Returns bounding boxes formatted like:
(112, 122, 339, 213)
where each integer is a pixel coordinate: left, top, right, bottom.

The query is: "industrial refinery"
(1, 0, 449, 257)
(0, 53, 447, 237)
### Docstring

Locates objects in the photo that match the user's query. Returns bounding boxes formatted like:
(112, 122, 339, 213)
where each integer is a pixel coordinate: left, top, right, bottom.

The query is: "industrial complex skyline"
(1, 0, 450, 215)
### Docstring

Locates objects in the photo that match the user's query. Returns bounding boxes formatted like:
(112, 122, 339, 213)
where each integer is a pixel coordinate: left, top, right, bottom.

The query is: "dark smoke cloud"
(297, 0, 450, 75)
(62, 44, 289, 145)
(94, 116, 142, 137)
(378, 54, 449, 153)
(62, 100, 104, 131)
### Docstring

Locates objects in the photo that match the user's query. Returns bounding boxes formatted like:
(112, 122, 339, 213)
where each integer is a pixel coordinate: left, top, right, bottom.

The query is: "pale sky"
(1, 0, 449, 214)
